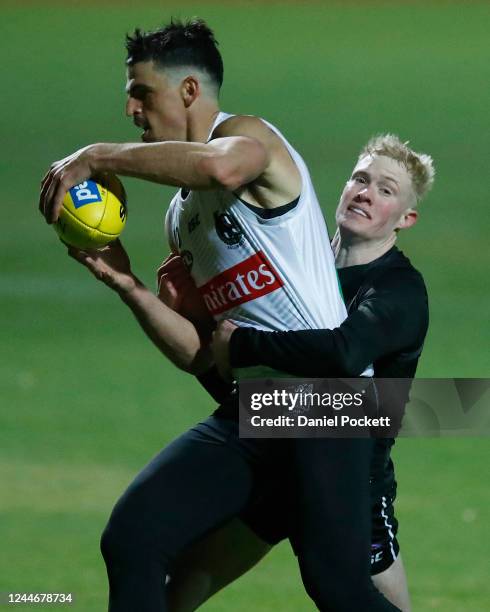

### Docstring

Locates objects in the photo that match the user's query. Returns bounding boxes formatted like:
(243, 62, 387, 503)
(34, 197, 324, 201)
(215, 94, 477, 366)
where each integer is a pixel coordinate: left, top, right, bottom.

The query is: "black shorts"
(200, 415, 400, 576)
(240, 442, 400, 576)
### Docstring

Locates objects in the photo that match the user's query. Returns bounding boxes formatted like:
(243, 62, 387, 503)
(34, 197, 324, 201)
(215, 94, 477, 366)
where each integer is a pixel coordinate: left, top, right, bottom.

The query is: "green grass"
(1, 2, 489, 610)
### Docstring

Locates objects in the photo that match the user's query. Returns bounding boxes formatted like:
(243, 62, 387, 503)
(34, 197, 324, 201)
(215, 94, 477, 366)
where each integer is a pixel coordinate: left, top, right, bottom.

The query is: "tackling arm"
(227, 271, 428, 377)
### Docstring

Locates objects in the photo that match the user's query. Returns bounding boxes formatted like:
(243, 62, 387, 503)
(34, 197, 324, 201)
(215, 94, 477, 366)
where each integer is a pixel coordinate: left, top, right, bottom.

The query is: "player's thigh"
(292, 438, 373, 547)
(166, 445, 288, 612)
(167, 518, 271, 612)
(372, 554, 411, 612)
(105, 422, 255, 559)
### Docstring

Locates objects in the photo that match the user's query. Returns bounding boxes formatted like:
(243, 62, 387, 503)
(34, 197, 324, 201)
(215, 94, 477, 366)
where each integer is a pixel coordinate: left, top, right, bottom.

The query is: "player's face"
(336, 155, 418, 241)
(125, 61, 187, 142)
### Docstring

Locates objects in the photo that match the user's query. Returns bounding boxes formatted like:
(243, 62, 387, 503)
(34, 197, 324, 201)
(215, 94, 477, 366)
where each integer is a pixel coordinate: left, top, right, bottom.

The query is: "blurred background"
(1, 1, 489, 610)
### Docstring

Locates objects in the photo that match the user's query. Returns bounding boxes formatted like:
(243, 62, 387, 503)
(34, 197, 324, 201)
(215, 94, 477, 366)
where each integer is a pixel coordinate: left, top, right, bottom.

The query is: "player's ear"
(181, 76, 200, 108)
(395, 208, 418, 231)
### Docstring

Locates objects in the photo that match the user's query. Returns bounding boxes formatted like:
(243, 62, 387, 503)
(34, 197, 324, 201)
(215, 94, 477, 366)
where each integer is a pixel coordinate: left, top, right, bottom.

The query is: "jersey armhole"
(235, 196, 300, 219)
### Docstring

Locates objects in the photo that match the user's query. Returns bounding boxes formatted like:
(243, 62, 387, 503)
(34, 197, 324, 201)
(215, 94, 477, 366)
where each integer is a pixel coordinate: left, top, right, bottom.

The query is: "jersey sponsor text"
(198, 251, 283, 316)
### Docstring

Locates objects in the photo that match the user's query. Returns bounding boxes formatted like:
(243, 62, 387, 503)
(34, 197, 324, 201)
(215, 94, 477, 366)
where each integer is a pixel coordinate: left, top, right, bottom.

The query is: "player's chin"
(338, 218, 370, 238)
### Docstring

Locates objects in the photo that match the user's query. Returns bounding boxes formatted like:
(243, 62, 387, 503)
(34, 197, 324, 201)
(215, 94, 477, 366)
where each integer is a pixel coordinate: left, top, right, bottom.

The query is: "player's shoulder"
(210, 113, 302, 197)
(374, 248, 425, 284)
(360, 248, 428, 307)
(211, 114, 277, 142)
(357, 248, 428, 310)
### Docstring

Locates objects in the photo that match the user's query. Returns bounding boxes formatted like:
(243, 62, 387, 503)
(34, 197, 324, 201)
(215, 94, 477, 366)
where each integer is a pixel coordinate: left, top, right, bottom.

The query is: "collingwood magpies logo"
(214, 211, 244, 247)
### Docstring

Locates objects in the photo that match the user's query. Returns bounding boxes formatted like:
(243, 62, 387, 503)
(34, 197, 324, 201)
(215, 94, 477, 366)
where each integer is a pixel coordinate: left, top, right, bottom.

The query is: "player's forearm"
(89, 139, 266, 192)
(89, 142, 218, 189)
(120, 281, 212, 374)
(229, 318, 383, 377)
(229, 327, 349, 376)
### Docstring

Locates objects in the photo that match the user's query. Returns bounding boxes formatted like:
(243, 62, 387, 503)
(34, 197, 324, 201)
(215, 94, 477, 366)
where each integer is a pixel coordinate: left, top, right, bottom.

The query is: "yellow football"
(54, 174, 127, 249)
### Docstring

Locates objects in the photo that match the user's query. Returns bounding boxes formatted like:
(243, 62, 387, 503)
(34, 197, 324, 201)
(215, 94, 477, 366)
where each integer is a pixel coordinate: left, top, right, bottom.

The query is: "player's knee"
(100, 508, 157, 567)
(299, 556, 339, 611)
(303, 579, 348, 611)
(100, 485, 177, 572)
(302, 580, 367, 612)
(299, 555, 369, 612)
(100, 518, 138, 564)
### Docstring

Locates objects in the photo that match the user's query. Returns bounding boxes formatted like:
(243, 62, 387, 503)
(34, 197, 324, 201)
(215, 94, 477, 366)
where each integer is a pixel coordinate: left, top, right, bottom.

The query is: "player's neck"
(334, 232, 397, 268)
(187, 101, 221, 143)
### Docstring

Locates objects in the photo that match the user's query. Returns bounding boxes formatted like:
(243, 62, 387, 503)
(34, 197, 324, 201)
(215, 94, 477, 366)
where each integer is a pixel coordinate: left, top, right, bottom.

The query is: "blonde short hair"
(360, 134, 435, 203)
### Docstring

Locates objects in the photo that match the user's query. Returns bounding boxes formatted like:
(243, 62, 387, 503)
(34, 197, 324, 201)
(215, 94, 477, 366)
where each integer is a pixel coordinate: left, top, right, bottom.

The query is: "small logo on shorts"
(371, 545, 384, 565)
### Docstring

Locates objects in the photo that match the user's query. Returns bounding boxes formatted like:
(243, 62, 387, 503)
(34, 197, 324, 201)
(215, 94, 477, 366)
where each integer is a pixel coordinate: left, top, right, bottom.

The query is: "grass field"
(1, 2, 489, 610)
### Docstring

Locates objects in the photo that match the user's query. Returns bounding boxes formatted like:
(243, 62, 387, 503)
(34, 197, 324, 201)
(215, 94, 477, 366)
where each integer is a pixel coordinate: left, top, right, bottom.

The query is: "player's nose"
(126, 97, 140, 117)
(354, 189, 371, 204)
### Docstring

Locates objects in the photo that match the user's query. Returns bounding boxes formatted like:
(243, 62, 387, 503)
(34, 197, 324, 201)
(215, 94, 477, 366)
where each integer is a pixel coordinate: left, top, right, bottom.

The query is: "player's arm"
(68, 241, 212, 374)
(157, 253, 233, 401)
(121, 283, 212, 375)
(92, 136, 269, 191)
(219, 271, 428, 378)
(39, 137, 267, 223)
(40, 116, 300, 223)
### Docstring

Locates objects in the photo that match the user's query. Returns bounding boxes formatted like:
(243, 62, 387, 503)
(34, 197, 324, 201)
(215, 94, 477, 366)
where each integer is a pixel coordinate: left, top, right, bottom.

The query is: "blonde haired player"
(163, 133, 433, 612)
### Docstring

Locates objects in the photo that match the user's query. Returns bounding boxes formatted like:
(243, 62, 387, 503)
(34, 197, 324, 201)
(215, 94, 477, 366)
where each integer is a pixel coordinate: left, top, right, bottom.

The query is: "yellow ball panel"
(97, 190, 127, 235)
(55, 204, 117, 249)
(63, 185, 106, 228)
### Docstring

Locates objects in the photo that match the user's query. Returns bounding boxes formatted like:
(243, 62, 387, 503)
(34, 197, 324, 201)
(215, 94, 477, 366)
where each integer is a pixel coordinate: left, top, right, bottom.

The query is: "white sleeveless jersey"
(165, 112, 346, 338)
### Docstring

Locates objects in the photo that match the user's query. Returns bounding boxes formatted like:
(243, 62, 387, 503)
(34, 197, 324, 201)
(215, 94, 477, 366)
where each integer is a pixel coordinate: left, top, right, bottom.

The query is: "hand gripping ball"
(54, 174, 127, 249)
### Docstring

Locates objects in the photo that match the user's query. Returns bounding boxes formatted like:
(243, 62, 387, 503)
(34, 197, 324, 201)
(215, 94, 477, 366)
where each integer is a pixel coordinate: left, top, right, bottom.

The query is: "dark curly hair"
(126, 18, 223, 91)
